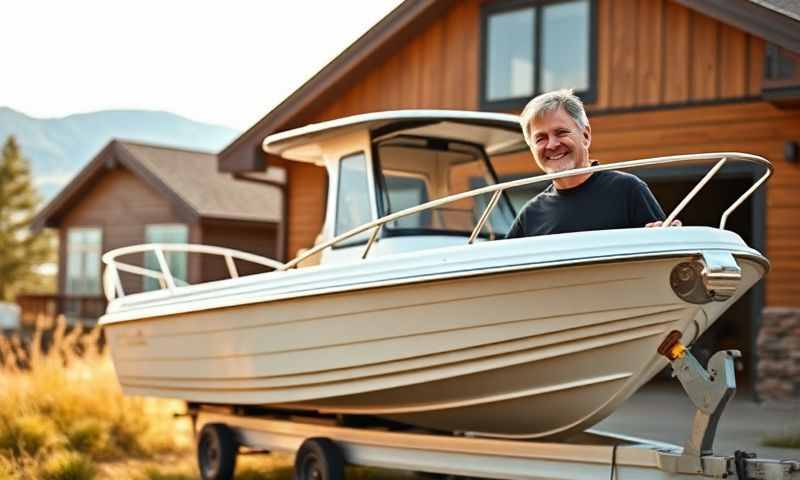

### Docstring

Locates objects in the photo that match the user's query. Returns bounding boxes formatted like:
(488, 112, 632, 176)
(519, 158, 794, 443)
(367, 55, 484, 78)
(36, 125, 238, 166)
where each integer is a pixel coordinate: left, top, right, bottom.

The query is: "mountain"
(0, 107, 239, 199)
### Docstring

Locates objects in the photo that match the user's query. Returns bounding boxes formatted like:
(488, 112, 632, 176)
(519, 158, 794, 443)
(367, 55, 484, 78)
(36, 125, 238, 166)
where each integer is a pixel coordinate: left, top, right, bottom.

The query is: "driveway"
(596, 383, 800, 461)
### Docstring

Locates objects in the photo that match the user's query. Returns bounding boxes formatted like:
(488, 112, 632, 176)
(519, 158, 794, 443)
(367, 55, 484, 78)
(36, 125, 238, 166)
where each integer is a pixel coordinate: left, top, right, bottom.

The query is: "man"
(506, 89, 678, 239)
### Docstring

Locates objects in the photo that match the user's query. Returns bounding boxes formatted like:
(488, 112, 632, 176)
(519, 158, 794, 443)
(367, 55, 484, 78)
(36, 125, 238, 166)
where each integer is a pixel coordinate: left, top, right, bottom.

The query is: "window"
(65, 228, 102, 295)
(335, 153, 373, 243)
(764, 43, 800, 92)
(383, 172, 431, 229)
(375, 137, 515, 236)
(144, 224, 189, 291)
(482, 0, 594, 108)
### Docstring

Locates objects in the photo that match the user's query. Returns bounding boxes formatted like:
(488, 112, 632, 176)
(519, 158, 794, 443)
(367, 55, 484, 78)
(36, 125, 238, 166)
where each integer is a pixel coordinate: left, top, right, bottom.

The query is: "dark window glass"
(385, 174, 431, 229)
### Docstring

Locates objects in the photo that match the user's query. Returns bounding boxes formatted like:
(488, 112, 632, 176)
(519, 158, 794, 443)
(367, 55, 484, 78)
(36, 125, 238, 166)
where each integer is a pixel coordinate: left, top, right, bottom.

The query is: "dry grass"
(0, 316, 195, 479)
(0, 317, 412, 480)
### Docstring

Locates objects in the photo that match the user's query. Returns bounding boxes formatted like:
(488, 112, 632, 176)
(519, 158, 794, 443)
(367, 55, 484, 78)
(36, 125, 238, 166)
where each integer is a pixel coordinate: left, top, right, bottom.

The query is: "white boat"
(99, 111, 771, 440)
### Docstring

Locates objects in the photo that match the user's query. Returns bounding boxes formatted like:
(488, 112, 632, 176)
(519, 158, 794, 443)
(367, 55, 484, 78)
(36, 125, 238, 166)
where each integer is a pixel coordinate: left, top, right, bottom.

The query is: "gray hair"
(519, 89, 589, 146)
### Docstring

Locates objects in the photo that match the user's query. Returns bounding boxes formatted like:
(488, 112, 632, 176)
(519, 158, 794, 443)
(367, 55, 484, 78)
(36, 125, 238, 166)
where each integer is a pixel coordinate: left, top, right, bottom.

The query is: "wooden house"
(25, 140, 283, 325)
(217, 0, 800, 385)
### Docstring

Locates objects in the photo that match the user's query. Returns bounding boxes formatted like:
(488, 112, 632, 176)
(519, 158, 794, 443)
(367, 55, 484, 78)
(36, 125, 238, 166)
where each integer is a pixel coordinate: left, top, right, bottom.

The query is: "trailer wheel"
(294, 437, 344, 480)
(197, 423, 238, 480)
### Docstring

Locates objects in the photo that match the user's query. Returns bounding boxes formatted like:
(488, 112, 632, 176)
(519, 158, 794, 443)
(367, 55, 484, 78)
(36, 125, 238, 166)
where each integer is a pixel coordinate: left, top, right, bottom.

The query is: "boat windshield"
(374, 136, 516, 238)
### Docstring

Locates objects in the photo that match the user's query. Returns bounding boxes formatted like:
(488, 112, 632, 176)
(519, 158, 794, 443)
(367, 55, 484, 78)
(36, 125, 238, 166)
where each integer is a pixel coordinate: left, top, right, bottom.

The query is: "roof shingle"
(118, 141, 282, 223)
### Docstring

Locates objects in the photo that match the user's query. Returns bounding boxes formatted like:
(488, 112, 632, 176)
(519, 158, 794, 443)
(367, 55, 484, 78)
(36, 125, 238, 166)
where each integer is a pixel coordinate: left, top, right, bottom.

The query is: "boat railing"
(101, 152, 771, 300)
(281, 152, 772, 270)
(101, 243, 285, 301)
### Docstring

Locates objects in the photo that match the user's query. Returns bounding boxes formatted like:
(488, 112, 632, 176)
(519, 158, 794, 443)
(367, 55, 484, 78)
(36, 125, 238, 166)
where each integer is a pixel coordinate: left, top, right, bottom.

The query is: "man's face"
(527, 107, 591, 174)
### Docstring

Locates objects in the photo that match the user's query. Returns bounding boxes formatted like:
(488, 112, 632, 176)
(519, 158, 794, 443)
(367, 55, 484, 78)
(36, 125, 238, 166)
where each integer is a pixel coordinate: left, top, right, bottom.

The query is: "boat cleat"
(699, 251, 742, 302)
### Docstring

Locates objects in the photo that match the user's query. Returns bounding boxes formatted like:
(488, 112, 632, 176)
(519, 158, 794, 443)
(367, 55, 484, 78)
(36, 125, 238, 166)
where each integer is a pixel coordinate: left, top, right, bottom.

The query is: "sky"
(0, 0, 404, 131)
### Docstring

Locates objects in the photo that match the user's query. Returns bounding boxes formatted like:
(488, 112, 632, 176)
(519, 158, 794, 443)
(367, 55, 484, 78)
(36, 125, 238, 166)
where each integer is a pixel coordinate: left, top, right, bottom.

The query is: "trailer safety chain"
(735, 450, 757, 480)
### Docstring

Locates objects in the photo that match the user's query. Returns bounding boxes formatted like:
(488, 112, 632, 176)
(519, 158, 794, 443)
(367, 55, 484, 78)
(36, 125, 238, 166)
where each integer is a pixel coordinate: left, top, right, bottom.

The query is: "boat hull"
(102, 246, 764, 438)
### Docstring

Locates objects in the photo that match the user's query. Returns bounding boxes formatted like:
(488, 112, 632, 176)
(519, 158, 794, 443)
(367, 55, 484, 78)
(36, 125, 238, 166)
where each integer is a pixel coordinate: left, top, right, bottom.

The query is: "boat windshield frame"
(371, 134, 518, 241)
(280, 152, 772, 270)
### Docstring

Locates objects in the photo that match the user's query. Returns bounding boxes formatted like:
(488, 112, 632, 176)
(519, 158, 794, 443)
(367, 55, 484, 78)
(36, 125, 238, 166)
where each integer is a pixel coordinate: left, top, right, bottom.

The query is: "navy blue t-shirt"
(505, 170, 665, 239)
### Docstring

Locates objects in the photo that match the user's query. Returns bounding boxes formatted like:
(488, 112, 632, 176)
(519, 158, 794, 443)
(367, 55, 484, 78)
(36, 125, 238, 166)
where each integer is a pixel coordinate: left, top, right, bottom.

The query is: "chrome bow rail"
(101, 244, 285, 301)
(101, 152, 771, 299)
(281, 152, 772, 270)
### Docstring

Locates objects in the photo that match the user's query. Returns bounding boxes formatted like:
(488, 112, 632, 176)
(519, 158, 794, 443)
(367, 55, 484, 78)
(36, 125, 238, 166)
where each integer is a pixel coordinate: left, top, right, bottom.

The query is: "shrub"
(0, 414, 61, 457)
(0, 316, 193, 477)
(64, 419, 110, 458)
(39, 451, 96, 480)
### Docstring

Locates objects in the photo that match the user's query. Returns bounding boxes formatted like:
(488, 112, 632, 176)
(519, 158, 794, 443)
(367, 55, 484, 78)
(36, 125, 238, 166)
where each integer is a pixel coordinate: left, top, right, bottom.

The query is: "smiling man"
(506, 89, 674, 239)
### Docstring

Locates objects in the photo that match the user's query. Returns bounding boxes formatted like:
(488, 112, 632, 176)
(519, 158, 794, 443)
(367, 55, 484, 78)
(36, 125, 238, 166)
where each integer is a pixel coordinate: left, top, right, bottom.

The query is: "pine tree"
(0, 135, 53, 301)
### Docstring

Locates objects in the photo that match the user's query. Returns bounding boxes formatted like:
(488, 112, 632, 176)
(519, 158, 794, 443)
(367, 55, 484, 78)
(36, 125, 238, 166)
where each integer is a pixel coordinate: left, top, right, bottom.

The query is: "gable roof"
(218, 0, 800, 175)
(33, 140, 282, 230)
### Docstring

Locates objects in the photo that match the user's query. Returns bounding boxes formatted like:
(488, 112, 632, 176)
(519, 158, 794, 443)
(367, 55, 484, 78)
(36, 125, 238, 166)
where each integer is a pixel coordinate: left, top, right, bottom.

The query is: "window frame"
(65, 226, 103, 296)
(479, 0, 598, 111)
(332, 151, 375, 249)
(371, 135, 518, 239)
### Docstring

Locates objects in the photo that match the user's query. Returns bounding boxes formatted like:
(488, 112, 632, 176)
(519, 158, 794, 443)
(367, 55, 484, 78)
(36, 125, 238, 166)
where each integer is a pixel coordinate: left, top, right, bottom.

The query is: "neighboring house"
(217, 0, 800, 387)
(23, 140, 283, 325)
(0, 302, 20, 334)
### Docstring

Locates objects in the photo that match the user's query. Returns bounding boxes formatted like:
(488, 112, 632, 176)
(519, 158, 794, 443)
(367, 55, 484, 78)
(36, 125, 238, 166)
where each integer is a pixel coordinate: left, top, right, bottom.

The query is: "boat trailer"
(190, 336, 800, 480)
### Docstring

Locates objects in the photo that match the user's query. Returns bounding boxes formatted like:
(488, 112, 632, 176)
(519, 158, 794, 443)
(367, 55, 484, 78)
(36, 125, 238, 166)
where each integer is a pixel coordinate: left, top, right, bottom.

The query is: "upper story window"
(481, 0, 595, 109)
(144, 224, 189, 291)
(764, 44, 800, 89)
(65, 227, 102, 295)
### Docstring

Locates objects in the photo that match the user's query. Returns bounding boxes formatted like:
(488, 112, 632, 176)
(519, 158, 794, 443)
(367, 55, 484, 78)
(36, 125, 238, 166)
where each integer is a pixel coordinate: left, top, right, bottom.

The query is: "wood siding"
(59, 168, 187, 295)
(58, 167, 281, 296)
(276, 0, 799, 306)
(200, 220, 279, 281)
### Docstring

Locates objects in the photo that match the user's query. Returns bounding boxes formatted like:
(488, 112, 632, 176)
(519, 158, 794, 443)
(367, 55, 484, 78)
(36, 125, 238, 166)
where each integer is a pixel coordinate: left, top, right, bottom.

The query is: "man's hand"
(645, 219, 682, 228)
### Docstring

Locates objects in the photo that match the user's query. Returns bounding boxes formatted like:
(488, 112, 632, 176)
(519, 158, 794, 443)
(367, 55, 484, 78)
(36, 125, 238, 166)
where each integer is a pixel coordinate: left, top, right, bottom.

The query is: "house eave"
(674, 0, 800, 53)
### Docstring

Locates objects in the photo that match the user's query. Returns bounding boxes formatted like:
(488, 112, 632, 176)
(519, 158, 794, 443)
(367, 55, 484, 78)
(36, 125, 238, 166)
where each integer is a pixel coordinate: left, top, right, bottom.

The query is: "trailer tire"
(197, 423, 238, 480)
(294, 437, 344, 480)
